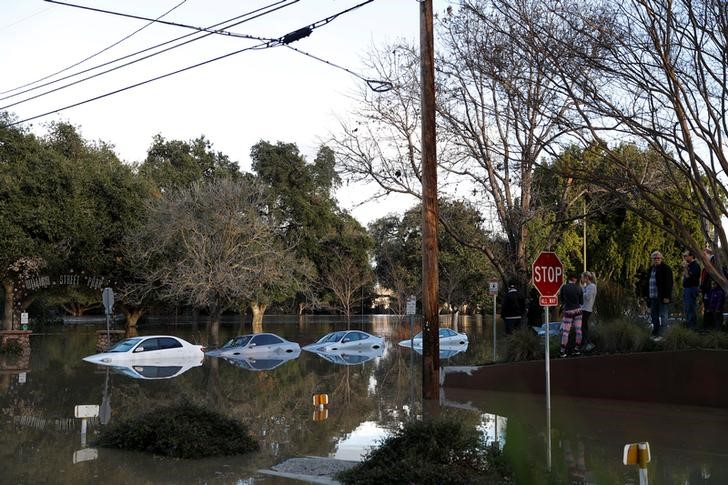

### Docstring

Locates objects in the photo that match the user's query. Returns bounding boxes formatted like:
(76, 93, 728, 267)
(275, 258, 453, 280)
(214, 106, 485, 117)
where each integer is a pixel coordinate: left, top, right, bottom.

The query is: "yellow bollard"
(623, 442, 650, 485)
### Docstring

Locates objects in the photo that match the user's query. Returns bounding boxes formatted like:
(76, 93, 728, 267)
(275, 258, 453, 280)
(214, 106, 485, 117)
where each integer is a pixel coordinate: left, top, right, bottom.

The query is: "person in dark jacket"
(502, 281, 525, 335)
(681, 250, 701, 329)
(644, 250, 673, 339)
(559, 272, 584, 357)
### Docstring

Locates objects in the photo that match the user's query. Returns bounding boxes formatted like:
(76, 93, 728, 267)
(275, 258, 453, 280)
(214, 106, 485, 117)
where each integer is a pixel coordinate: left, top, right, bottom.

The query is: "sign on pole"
(405, 295, 417, 315)
(102, 288, 114, 315)
(532, 251, 564, 306)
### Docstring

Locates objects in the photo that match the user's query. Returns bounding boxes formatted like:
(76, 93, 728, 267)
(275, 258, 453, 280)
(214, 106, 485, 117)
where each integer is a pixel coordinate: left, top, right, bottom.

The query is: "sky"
(0, 0, 446, 224)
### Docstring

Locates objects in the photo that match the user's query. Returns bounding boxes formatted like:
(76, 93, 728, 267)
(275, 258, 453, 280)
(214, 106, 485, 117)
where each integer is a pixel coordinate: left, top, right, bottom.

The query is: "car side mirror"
(134, 347, 144, 352)
(342, 338, 350, 343)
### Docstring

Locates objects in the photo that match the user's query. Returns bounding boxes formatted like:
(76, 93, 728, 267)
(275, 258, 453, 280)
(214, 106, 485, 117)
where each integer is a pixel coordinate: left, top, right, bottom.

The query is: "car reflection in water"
(216, 347, 302, 371)
(307, 346, 384, 366)
(107, 357, 204, 380)
(411, 342, 469, 359)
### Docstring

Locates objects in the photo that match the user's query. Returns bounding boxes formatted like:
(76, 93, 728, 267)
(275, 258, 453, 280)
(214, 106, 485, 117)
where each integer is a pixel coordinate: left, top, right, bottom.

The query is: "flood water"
(1, 314, 727, 484)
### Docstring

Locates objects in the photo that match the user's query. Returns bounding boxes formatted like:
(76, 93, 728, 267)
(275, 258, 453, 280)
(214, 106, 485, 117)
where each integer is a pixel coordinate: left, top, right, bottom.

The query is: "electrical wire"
(0, 0, 299, 107)
(0, 0, 189, 96)
(7, 0, 380, 126)
(43, 0, 274, 42)
(285, 45, 392, 92)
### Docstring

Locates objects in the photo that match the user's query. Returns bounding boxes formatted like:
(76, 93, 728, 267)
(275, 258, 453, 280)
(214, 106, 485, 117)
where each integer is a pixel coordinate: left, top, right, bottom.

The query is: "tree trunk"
(251, 302, 267, 333)
(208, 306, 221, 347)
(124, 308, 144, 328)
(3, 280, 14, 331)
(298, 302, 305, 315)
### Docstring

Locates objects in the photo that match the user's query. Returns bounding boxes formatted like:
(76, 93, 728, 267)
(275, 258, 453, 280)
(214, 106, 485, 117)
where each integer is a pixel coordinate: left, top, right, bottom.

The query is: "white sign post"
(74, 404, 99, 448)
(489, 279, 498, 362)
(406, 295, 416, 348)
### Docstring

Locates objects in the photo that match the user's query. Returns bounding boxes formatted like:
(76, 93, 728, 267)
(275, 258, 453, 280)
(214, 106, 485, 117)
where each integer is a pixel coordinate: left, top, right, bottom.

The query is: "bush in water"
(337, 417, 511, 484)
(96, 403, 259, 458)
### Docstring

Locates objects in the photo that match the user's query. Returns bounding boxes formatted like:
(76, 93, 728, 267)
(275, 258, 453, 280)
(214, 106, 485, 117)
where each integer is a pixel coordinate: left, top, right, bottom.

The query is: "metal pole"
(492, 294, 497, 362)
(545, 305, 551, 471)
(420, 0, 440, 400)
(583, 199, 587, 273)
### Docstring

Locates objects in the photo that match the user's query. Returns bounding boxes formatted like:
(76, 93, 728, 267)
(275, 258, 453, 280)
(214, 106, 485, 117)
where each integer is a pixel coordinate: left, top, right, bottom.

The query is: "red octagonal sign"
(532, 251, 564, 298)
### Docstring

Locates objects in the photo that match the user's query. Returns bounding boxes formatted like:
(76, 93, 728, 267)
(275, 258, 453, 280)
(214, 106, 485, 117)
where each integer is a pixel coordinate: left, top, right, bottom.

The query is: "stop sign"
(532, 251, 564, 297)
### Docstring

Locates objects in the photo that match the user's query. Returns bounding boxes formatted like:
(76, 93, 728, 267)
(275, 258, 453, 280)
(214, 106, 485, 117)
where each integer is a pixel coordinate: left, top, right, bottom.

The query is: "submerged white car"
(303, 330, 384, 353)
(217, 347, 301, 371)
(205, 333, 300, 358)
(398, 328, 468, 349)
(82, 335, 205, 365)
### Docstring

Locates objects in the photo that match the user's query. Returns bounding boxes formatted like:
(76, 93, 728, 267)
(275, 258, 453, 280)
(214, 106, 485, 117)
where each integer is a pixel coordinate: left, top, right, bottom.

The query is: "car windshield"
(223, 336, 253, 348)
(108, 338, 142, 353)
(320, 331, 347, 343)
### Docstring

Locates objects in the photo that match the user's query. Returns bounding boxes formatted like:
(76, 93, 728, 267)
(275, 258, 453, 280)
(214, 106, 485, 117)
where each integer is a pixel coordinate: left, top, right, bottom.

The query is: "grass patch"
(96, 403, 259, 459)
(700, 330, 728, 349)
(337, 418, 511, 484)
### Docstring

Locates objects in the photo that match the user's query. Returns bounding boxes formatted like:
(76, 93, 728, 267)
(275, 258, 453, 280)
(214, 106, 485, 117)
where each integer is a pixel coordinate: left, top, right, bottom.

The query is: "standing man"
(682, 250, 701, 329)
(645, 251, 673, 339)
(502, 281, 524, 335)
(559, 272, 583, 357)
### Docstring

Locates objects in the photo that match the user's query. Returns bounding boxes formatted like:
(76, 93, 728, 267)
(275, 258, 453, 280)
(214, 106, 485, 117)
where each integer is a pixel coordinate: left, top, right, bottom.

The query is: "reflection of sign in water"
(73, 448, 98, 464)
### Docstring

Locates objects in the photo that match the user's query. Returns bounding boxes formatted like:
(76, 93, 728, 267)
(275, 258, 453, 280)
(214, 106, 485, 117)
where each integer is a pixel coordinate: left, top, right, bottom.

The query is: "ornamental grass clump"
(505, 328, 543, 362)
(337, 418, 511, 485)
(590, 320, 651, 354)
(700, 330, 728, 350)
(660, 325, 702, 351)
(96, 403, 259, 459)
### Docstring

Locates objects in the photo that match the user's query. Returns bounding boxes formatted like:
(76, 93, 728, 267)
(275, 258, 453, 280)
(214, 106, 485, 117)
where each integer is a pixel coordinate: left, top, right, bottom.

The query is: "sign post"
(489, 279, 499, 361)
(406, 295, 417, 348)
(102, 287, 114, 344)
(624, 442, 651, 485)
(531, 251, 563, 472)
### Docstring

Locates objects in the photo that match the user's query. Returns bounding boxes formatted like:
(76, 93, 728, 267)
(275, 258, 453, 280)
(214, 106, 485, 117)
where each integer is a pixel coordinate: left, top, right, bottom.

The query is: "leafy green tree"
(139, 134, 240, 193)
(250, 141, 372, 315)
(0, 118, 148, 328)
(370, 199, 492, 316)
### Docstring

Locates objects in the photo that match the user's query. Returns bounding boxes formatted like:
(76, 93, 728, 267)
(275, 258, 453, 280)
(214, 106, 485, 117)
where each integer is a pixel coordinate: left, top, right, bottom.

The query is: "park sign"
(532, 251, 563, 305)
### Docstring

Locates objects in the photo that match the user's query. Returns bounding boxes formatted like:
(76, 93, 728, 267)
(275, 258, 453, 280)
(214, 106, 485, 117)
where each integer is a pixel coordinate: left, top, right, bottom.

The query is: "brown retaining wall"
(442, 350, 728, 408)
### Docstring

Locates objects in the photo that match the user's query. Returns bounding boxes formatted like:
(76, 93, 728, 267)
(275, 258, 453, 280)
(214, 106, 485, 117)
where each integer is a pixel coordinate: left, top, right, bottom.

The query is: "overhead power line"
(43, 0, 275, 42)
(0, 0, 300, 107)
(7, 0, 380, 126)
(0, 0, 189, 96)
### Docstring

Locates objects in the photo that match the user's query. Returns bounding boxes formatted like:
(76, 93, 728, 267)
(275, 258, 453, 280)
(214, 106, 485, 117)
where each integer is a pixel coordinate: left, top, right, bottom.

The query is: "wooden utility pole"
(420, 0, 440, 400)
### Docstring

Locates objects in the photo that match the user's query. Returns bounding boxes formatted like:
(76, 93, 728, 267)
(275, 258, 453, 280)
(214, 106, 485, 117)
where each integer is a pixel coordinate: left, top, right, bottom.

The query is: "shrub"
(591, 320, 651, 354)
(661, 325, 702, 351)
(337, 418, 511, 484)
(1, 339, 23, 355)
(95, 403, 259, 458)
(504, 328, 543, 362)
(700, 331, 728, 350)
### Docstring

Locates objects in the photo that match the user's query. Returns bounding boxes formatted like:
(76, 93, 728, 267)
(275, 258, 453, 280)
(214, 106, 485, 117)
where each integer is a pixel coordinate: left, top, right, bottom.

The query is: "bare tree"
(319, 250, 373, 326)
(332, 1, 601, 286)
(128, 178, 304, 345)
(526, 0, 728, 287)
